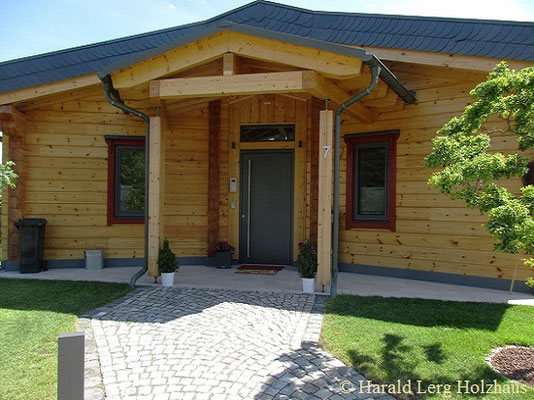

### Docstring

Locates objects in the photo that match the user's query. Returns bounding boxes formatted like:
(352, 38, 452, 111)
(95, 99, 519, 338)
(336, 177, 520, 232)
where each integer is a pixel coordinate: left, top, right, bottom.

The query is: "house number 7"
(323, 145, 331, 158)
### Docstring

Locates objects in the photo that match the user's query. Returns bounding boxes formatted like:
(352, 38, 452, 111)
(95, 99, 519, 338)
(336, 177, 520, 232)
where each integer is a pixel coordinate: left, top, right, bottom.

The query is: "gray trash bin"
(84, 250, 104, 270)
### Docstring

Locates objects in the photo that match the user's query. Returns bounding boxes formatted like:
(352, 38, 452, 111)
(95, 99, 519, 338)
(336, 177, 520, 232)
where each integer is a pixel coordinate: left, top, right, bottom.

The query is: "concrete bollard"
(58, 331, 85, 400)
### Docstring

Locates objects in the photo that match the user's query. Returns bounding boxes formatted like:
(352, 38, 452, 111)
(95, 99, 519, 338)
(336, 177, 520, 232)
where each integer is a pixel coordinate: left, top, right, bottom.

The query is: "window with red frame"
(105, 136, 145, 225)
(344, 130, 399, 231)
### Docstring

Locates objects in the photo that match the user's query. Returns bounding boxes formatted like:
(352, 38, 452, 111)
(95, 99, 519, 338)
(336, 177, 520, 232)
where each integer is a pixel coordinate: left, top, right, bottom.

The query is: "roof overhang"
(98, 21, 416, 104)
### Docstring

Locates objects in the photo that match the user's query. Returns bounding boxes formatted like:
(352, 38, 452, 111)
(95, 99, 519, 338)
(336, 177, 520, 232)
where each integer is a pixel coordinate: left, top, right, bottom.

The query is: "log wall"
(1, 61, 531, 283)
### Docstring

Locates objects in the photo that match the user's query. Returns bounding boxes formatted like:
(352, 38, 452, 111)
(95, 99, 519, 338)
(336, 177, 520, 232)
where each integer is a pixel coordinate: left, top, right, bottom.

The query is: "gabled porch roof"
(98, 21, 416, 105)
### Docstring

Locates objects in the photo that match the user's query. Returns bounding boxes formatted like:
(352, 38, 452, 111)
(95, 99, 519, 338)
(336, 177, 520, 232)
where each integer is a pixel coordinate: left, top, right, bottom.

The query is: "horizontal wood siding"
(19, 100, 145, 261)
(338, 69, 534, 281)
(164, 105, 209, 257)
(2, 59, 531, 285)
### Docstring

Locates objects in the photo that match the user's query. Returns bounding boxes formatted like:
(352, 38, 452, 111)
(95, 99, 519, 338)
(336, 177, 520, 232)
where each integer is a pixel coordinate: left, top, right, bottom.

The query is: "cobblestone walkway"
(79, 287, 394, 400)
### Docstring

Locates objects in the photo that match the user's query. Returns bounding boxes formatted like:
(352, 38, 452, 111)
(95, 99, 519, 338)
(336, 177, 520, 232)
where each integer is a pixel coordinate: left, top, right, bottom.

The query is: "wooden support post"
(207, 101, 221, 256)
(147, 114, 165, 277)
(317, 110, 333, 286)
(309, 97, 321, 245)
(0, 108, 26, 263)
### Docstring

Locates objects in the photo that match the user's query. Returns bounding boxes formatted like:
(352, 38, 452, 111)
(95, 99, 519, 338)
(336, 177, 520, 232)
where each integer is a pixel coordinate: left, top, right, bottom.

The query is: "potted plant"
(297, 241, 317, 293)
(214, 241, 234, 269)
(157, 239, 178, 286)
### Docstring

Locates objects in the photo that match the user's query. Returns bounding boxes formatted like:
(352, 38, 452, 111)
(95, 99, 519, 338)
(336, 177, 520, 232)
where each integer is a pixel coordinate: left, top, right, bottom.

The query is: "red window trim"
(105, 136, 145, 226)
(344, 130, 399, 231)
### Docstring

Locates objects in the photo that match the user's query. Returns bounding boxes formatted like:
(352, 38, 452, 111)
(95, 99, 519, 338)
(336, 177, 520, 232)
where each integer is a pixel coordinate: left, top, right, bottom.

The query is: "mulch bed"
(489, 346, 534, 386)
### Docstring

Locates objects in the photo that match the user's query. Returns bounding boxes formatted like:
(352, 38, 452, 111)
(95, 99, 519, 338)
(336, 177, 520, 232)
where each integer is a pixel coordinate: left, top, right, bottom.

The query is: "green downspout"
(100, 75, 150, 288)
(330, 63, 381, 298)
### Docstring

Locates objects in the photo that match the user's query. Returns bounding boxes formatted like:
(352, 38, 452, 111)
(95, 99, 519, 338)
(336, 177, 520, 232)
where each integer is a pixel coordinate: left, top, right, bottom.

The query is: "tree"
(0, 160, 17, 190)
(425, 62, 534, 287)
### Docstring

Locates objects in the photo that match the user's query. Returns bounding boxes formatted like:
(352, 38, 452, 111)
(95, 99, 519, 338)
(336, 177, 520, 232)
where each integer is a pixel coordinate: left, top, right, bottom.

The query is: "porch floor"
(1, 265, 532, 305)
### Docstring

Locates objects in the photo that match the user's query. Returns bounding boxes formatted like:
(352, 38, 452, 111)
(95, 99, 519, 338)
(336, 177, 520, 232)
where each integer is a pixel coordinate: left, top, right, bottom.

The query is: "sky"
(0, 0, 533, 63)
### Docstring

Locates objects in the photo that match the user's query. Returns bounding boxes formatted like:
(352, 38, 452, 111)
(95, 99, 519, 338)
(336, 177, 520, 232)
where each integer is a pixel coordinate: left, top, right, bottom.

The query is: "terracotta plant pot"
(161, 272, 175, 287)
(302, 278, 315, 293)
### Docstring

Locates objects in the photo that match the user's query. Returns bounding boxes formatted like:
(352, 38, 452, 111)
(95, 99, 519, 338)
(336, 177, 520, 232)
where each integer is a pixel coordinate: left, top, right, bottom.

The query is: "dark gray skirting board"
(1, 257, 530, 294)
(339, 263, 532, 294)
(1, 257, 208, 271)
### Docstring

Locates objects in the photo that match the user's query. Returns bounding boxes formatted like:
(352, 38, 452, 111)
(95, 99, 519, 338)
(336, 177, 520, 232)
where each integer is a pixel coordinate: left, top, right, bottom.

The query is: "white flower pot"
(302, 278, 315, 293)
(161, 272, 175, 287)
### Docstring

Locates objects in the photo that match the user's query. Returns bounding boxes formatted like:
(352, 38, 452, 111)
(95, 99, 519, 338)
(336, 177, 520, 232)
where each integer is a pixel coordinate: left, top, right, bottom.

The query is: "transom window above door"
(240, 124, 295, 142)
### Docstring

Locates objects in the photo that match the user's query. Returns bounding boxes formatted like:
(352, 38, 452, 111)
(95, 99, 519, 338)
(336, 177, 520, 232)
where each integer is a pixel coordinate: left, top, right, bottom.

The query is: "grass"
(322, 295, 534, 399)
(0, 279, 130, 400)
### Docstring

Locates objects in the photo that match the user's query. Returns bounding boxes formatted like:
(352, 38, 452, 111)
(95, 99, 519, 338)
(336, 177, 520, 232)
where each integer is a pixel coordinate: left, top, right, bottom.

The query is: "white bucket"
(161, 272, 175, 287)
(84, 250, 104, 270)
(302, 278, 315, 294)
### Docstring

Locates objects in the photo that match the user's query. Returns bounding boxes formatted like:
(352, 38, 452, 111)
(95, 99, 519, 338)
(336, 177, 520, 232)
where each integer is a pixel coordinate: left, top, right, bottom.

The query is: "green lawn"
(0, 279, 130, 400)
(322, 295, 534, 399)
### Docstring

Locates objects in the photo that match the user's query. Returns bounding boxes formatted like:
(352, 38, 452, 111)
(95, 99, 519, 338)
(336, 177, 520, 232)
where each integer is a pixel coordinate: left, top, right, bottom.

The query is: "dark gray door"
(240, 151, 293, 265)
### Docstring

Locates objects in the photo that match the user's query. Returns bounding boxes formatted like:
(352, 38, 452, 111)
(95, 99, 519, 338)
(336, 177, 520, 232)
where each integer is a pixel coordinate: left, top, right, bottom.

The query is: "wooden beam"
(165, 97, 222, 113)
(151, 70, 374, 123)
(227, 32, 363, 79)
(348, 45, 534, 72)
(306, 73, 375, 123)
(112, 32, 230, 89)
(16, 86, 103, 111)
(222, 53, 239, 76)
(0, 75, 100, 106)
(150, 71, 312, 99)
(147, 113, 166, 277)
(317, 110, 333, 286)
(112, 31, 364, 89)
(207, 100, 221, 256)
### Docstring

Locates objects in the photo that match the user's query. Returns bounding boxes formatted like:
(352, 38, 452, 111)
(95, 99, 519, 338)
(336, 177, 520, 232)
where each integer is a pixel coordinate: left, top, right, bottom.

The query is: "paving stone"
(82, 287, 395, 400)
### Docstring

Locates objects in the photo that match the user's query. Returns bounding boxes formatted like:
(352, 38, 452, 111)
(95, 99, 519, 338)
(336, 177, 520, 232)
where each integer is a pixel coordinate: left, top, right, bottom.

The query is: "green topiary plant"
(425, 62, 533, 287)
(297, 241, 317, 279)
(157, 239, 178, 274)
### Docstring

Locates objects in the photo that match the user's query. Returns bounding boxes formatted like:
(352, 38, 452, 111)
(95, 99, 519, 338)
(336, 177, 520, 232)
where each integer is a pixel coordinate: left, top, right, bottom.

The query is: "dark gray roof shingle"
(0, 0, 532, 94)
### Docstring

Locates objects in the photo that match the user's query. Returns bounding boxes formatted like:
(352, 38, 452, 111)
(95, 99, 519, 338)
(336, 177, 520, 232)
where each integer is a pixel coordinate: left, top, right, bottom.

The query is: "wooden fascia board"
(348, 45, 534, 72)
(112, 31, 364, 89)
(111, 32, 230, 89)
(226, 32, 363, 79)
(0, 74, 100, 106)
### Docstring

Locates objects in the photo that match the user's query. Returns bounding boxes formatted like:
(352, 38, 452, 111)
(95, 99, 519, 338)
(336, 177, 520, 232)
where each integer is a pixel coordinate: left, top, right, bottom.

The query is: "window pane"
(355, 145, 387, 217)
(117, 147, 145, 216)
(241, 124, 295, 142)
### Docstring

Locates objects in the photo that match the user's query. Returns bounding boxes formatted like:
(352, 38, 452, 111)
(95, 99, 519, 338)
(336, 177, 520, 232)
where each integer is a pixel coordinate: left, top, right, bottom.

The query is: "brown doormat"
(235, 265, 284, 275)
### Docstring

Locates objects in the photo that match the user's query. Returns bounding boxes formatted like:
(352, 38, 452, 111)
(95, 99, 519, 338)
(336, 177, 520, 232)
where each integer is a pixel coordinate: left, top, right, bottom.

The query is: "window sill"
(107, 218, 145, 226)
(346, 220, 395, 231)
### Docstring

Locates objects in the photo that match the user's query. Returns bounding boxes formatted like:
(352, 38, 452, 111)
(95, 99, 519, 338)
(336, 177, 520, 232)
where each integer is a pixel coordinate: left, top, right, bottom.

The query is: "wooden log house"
(1, 1, 533, 292)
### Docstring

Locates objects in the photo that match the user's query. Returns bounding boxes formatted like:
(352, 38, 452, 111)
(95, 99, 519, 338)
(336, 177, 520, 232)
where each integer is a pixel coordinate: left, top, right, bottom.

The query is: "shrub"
(214, 241, 235, 254)
(157, 239, 178, 274)
(297, 241, 317, 279)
